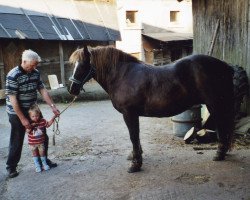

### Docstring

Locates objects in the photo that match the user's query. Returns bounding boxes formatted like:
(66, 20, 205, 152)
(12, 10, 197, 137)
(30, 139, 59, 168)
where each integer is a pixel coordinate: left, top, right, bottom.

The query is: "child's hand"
(46, 115, 57, 128)
(26, 128, 31, 134)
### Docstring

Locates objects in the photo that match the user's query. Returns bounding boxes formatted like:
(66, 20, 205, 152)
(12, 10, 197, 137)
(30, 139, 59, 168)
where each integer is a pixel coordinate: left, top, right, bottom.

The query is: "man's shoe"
(46, 159, 57, 168)
(7, 168, 19, 178)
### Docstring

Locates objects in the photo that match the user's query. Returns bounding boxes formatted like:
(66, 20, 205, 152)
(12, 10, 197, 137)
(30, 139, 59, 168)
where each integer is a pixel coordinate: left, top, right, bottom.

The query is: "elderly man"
(5, 49, 60, 178)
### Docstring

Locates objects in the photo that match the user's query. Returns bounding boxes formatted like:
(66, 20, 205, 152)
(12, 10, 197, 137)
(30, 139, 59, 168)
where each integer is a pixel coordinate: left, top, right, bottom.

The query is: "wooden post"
(0, 44, 6, 99)
(0, 44, 5, 88)
(59, 42, 65, 86)
(207, 19, 220, 56)
(203, 19, 220, 122)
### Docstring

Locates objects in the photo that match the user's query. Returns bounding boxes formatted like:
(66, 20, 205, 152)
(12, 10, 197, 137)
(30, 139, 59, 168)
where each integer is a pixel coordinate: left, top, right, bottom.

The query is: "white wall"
(116, 0, 143, 58)
(116, 0, 193, 60)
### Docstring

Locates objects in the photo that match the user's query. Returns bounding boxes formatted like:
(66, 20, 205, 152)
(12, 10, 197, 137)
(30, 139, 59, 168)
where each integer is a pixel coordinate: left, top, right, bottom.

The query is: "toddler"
(26, 104, 57, 172)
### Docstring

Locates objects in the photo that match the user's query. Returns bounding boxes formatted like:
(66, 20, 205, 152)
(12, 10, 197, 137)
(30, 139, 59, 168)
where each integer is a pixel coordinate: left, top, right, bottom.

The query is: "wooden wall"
(143, 36, 192, 66)
(0, 40, 109, 91)
(192, 0, 250, 113)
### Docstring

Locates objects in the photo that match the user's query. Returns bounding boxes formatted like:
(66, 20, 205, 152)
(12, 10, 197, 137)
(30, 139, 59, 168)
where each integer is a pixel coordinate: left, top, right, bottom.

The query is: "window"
(170, 11, 180, 23)
(126, 11, 138, 26)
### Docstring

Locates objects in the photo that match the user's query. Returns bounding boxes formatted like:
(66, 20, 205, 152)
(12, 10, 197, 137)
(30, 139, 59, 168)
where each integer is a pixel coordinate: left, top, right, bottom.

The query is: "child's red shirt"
(27, 118, 47, 145)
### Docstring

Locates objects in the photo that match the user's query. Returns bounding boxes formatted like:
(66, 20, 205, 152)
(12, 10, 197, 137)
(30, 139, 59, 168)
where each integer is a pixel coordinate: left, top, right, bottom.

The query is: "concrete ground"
(0, 83, 249, 200)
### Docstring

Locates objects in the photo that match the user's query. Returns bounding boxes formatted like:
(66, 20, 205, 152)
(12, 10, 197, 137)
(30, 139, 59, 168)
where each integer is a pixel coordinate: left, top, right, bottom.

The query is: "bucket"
(171, 105, 202, 137)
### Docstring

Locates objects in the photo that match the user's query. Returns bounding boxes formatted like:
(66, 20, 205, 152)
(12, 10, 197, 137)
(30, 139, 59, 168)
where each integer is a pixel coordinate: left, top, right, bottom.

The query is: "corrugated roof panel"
(142, 32, 193, 42)
(73, 20, 91, 40)
(0, 27, 10, 38)
(0, 0, 120, 41)
(0, 13, 39, 39)
(57, 18, 82, 40)
(109, 30, 121, 41)
(85, 24, 109, 41)
(29, 16, 61, 40)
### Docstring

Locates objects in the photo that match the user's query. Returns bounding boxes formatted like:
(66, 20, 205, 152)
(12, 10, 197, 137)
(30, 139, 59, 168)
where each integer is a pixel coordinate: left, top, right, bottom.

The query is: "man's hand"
(20, 117, 31, 129)
(39, 88, 60, 116)
(51, 104, 60, 116)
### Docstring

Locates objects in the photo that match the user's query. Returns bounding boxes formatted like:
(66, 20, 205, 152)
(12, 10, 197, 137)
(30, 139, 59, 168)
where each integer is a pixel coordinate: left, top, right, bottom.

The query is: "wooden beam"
(0, 44, 5, 89)
(59, 42, 65, 86)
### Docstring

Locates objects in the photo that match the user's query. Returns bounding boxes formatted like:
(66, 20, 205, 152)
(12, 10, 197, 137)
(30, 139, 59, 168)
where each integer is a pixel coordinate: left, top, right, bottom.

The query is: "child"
(26, 104, 57, 172)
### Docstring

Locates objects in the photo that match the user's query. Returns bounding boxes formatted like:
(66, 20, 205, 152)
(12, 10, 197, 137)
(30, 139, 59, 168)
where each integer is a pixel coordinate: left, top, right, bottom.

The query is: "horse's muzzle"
(68, 83, 80, 96)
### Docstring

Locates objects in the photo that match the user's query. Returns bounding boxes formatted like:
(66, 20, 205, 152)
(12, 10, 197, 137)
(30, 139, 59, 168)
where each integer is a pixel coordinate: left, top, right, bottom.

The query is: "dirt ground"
(0, 99, 250, 200)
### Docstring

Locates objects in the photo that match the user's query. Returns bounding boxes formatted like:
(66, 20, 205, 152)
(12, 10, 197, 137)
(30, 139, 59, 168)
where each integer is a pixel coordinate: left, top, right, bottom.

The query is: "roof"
(142, 32, 193, 42)
(0, 0, 121, 41)
(142, 23, 193, 43)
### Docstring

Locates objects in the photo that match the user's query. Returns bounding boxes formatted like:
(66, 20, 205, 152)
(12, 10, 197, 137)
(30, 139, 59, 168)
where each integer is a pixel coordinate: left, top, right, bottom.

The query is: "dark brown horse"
(68, 46, 235, 173)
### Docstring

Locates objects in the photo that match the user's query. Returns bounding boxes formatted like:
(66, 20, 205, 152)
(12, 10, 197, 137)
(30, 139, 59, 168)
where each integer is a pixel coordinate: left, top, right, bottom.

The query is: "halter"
(69, 64, 96, 88)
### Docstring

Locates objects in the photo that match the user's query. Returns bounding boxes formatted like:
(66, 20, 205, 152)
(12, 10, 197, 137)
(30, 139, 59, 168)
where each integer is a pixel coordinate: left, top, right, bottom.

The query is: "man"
(5, 49, 60, 178)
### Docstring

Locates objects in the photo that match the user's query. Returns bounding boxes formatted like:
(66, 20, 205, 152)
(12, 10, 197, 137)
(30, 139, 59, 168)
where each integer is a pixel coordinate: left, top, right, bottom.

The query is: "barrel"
(171, 105, 202, 137)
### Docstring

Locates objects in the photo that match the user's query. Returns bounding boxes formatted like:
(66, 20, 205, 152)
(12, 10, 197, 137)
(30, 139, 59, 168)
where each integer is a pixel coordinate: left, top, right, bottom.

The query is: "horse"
(68, 46, 235, 173)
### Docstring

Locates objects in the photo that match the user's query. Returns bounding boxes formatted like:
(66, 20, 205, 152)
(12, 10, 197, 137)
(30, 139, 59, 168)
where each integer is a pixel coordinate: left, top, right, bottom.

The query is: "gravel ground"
(0, 94, 249, 200)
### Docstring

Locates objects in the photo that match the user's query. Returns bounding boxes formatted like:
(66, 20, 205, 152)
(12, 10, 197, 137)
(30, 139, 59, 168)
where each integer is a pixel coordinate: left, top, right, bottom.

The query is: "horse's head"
(68, 46, 95, 96)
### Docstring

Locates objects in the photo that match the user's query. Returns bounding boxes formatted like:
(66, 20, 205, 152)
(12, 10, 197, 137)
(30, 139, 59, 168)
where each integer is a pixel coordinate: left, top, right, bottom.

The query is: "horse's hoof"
(213, 152, 226, 161)
(127, 166, 141, 173)
(127, 160, 142, 173)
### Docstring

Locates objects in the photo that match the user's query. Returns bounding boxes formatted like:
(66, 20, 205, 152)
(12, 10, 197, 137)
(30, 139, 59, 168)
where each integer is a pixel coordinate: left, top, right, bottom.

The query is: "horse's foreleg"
(123, 113, 142, 173)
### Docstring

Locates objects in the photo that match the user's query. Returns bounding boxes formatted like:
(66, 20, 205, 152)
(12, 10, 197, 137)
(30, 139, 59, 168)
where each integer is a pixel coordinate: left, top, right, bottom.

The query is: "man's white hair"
(22, 49, 41, 62)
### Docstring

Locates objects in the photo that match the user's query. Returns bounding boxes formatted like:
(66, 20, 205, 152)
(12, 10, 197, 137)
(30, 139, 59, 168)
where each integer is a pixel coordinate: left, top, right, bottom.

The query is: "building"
(0, 0, 121, 98)
(116, 0, 193, 64)
(178, 0, 250, 114)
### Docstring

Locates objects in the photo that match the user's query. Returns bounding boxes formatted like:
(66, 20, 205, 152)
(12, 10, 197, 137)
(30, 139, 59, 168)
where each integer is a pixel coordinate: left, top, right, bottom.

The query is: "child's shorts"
(29, 143, 45, 153)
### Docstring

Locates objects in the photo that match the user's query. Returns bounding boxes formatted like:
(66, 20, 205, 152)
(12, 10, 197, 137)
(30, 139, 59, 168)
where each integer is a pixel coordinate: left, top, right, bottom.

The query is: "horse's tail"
(232, 65, 249, 118)
(229, 65, 249, 150)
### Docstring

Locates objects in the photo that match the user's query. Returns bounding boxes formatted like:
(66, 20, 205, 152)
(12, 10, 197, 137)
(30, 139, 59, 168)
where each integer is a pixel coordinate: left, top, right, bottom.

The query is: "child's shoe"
(43, 164, 50, 171)
(35, 166, 42, 173)
(33, 156, 42, 173)
(41, 156, 50, 171)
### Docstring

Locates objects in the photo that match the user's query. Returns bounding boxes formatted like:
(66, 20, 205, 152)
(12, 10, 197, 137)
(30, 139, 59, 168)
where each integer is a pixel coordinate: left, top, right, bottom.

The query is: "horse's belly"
(143, 106, 185, 118)
(142, 99, 198, 117)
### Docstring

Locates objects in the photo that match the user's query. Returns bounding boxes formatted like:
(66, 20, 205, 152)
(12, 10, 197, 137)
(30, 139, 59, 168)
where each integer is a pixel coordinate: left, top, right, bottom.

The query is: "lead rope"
(52, 96, 77, 145)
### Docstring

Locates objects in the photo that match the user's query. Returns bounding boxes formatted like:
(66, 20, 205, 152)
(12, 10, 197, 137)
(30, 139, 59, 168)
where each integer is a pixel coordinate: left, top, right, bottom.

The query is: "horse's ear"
(83, 46, 91, 59)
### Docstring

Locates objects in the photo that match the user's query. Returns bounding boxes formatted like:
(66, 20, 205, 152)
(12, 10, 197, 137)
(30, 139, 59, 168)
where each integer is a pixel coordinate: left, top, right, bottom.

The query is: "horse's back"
(183, 54, 233, 75)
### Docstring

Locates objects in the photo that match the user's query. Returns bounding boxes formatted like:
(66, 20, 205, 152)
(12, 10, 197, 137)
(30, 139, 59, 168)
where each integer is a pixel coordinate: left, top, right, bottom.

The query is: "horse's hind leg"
(213, 112, 234, 161)
(207, 101, 234, 161)
(123, 113, 142, 173)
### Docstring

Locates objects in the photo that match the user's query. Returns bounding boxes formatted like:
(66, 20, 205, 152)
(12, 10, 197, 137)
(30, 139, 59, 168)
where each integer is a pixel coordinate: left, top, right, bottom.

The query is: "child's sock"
(40, 156, 50, 171)
(33, 157, 42, 172)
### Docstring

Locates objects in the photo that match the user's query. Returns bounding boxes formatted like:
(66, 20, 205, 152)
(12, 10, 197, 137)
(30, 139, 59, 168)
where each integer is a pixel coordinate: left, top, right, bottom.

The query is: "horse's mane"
(69, 46, 141, 81)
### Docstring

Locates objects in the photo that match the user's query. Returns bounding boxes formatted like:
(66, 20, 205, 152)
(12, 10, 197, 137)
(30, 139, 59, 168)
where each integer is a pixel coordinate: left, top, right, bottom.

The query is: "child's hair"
(28, 104, 42, 117)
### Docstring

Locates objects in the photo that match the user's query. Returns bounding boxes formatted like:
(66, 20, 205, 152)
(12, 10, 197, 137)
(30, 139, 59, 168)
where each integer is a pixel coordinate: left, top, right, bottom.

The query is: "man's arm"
(9, 95, 31, 129)
(38, 88, 60, 116)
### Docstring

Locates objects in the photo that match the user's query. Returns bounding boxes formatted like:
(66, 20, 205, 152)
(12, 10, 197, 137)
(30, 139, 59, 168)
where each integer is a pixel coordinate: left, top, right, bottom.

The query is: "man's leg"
(6, 114, 26, 178)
